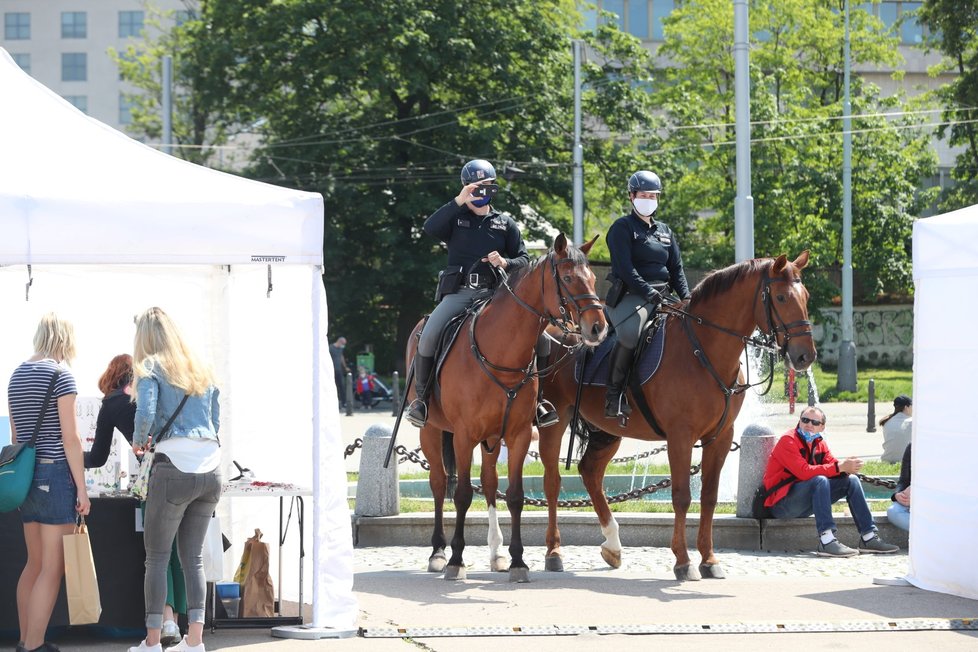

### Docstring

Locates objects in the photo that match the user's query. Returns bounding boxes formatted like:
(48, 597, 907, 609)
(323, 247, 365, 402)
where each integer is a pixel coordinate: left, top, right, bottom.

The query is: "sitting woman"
(887, 443, 911, 532)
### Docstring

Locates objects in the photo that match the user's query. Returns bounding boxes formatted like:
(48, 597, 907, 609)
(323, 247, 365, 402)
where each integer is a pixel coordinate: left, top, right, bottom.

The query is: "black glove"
(645, 288, 661, 304)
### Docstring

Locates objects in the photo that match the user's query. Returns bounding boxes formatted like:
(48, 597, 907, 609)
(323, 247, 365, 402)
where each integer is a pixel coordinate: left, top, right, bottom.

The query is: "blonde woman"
(129, 308, 221, 652)
(8, 313, 89, 652)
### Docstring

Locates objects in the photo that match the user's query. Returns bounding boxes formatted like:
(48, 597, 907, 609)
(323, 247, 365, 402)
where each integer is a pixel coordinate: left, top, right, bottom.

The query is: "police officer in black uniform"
(604, 170, 691, 419)
(407, 159, 559, 429)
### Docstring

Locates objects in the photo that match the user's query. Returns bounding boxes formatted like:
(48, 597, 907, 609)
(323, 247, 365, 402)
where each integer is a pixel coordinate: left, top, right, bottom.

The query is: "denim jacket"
(133, 362, 220, 447)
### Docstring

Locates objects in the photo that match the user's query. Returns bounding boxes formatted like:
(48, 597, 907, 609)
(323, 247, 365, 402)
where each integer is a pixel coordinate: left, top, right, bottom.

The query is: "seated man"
(762, 406, 899, 557)
(887, 442, 911, 532)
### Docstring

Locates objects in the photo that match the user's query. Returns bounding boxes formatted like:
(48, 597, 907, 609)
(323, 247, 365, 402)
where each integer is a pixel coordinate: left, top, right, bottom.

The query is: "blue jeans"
(771, 474, 876, 537)
(887, 502, 910, 532)
(142, 456, 221, 628)
(20, 459, 77, 525)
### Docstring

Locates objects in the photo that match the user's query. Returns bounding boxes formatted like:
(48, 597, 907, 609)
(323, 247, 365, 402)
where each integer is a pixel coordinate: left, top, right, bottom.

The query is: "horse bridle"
(755, 274, 814, 358)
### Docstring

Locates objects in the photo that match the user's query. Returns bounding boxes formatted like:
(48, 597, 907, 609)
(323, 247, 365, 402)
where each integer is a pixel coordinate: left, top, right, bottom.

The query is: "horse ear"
(772, 254, 788, 274)
(793, 250, 810, 270)
(553, 233, 568, 255)
(579, 234, 600, 256)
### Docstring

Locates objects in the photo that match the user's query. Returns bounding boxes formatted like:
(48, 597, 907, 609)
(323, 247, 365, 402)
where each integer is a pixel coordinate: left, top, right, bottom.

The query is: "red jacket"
(762, 427, 842, 507)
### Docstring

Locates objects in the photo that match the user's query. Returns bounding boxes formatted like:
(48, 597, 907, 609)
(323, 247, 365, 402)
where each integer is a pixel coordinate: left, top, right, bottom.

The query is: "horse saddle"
(575, 315, 667, 387)
(428, 294, 493, 396)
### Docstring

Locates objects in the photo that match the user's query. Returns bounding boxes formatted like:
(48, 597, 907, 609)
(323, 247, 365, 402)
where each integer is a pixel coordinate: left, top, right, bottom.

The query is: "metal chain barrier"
(856, 472, 897, 490)
(344, 438, 362, 458)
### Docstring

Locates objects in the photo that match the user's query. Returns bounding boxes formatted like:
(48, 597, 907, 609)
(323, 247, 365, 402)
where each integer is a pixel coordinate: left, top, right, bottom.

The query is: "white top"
(156, 436, 221, 474)
(881, 412, 912, 464)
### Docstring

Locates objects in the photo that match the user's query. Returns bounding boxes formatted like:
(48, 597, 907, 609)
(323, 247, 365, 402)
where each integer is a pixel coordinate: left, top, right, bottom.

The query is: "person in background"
(329, 337, 349, 408)
(354, 366, 377, 409)
(887, 442, 912, 532)
(129, 308, 221, 652)
(9, 313, 89, 652)
(762, 406, 899, 558)
(85, 353, 184, 647)
(880, 394, 912, 464)
(603, 170, 691, 419)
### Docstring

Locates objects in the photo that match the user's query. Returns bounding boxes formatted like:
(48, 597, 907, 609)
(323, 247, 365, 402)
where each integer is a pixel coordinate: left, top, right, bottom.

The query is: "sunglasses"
(800, 417, 823, 426)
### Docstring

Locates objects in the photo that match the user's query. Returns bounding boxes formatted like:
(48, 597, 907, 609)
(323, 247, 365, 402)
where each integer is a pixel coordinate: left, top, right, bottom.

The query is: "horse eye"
(777, 294, 786, 303)
(563, 275, 572, 283)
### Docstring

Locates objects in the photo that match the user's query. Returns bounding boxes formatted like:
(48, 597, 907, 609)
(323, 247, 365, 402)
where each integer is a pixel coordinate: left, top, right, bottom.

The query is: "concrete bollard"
(391, 371, 400, 417)
(736, 423, 776, 518)
(355, 424, 400, 517)
(867, 378, 877, 432)
(345, 371, 354, 416)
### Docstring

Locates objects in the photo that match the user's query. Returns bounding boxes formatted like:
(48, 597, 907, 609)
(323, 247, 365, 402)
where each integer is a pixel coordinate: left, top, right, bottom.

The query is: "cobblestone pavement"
(353, 544, 911, 579)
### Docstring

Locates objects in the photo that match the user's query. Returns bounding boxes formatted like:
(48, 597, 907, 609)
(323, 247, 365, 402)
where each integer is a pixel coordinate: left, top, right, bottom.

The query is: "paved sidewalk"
(36, 545, 978, 651)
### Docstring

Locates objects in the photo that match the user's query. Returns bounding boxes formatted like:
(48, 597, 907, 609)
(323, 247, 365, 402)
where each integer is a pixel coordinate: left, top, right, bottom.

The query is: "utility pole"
(733, 0, 754, 262)
(572, 39, 584, 246)
(838, 0, 858, 391)
(162, 55, 173, 156)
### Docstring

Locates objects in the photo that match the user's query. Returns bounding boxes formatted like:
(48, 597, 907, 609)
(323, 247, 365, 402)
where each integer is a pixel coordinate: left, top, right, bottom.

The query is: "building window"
(4, 12, 30, 40)
(175, 10, 196, 27)
(900, 2, 923, 44)
(63, 95, 88, 114)
(629, 0, 649, 39)
(61, 53, 87, 81)
(61, 11, 87, 38)
(119, 11, 144, 37)
(12, 53, 30, 74)
(603, 0, 625, 30)
(120, 94, 135, 125)
(651, 0, 673, 41)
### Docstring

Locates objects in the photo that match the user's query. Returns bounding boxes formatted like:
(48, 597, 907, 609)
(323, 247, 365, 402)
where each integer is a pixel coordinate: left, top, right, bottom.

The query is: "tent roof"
(913, 204, 978, 279)
(0, 48, 323, 266)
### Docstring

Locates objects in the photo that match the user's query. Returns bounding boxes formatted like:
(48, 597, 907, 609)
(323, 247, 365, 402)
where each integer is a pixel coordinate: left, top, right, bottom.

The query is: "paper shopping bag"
(63, 518, 102, 625)
(241, 529, 275, 618)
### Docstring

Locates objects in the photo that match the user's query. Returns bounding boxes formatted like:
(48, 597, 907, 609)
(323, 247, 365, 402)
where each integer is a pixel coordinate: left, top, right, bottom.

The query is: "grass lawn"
(787, 364, 911, 403)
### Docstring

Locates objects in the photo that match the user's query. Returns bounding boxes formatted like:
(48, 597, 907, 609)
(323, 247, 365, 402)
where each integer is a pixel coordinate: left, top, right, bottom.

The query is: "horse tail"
(442, 430, 457, 497)
(575, 419, 590, 461)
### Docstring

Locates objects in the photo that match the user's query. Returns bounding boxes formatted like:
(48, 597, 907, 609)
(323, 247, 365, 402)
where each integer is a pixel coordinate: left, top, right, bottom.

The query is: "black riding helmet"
(461, 159, 496, 185)
(628, 170, 662, 194)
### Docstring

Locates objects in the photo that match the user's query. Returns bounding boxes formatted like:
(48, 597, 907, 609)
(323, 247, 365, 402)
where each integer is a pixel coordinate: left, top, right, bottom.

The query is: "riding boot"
(604, 344, 634, 419)
(406, 355, 435, 428)
(534, 353, 559, 428)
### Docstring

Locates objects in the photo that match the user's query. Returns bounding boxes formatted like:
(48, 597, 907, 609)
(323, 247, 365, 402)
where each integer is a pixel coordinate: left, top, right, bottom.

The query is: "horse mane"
(499, 245, 587, 292)
(689, 258, 772, 305)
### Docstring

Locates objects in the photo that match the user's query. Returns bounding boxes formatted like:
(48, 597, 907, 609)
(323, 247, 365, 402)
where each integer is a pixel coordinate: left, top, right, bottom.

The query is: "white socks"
(820, 530, 835, 544)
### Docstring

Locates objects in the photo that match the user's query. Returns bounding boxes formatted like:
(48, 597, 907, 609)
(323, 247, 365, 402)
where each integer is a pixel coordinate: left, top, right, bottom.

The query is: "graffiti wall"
(814, 305, 913, 366)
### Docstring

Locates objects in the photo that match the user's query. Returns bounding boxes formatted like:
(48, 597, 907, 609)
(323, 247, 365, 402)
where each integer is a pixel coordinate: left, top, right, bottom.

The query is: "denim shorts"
(20, 459, 79, 525)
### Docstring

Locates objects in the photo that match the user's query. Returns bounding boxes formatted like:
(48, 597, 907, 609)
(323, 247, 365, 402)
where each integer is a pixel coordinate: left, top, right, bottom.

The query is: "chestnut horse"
(537, 253, 816, 580)
(407, 234, 608, 582)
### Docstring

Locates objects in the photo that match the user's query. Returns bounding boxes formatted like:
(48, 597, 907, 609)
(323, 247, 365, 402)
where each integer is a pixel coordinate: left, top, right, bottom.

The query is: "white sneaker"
(160, 621, 180, 648)
(128, 641, 162, 652)
(164, 636, 205, 652)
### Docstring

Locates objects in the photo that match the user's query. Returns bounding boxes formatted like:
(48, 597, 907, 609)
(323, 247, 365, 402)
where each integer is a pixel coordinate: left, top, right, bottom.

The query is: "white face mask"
(632, 198, 658, 217)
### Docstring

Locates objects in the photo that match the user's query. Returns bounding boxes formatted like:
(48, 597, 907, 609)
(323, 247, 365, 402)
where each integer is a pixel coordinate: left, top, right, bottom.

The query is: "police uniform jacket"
(424, 201, 529, 277)
(607, 211, 691, 301)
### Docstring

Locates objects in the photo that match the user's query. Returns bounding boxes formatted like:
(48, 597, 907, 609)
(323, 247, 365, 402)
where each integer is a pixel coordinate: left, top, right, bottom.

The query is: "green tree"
(918, 0, 978, 210)
(186, 0, 662, 372)
(650, 0, 936, 305)
(110, 5, 226, 164)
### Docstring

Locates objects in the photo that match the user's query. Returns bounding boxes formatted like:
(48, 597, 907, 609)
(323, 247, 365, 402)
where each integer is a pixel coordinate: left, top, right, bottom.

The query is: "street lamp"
(838, 0, 858, 391)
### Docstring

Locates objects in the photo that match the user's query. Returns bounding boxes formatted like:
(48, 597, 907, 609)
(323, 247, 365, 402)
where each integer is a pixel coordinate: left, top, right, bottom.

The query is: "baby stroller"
(370, 377, 393, 407)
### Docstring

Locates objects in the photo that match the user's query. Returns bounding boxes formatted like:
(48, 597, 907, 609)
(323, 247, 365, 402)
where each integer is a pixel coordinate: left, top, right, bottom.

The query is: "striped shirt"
(7, 360, 78, 461)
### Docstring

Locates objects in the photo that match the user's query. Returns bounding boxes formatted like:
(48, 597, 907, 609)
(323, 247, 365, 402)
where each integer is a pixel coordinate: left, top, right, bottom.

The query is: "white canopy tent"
(0, 48, 357, 628)
(910, 205, 978, 600)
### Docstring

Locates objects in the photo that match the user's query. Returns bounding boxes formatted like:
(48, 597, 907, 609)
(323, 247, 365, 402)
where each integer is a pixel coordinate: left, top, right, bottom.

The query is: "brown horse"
(407, 234, 608, 582)
(537, 252, 816, 580)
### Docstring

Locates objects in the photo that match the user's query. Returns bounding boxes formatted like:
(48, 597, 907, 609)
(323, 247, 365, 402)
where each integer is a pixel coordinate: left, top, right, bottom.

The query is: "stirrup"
(604, 393, 631, 420)
(535, 399, 559, 428)
(406, 399, 428, 428)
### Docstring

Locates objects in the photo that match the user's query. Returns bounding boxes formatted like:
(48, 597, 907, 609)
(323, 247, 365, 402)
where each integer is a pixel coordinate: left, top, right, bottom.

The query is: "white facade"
(1, 0, 189, 133)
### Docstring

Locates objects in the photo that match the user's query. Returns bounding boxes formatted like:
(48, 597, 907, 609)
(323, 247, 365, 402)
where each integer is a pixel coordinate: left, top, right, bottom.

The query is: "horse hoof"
(444, 564, 467, 581)
(545, 555, 564, 572)
(509, 567, 530, 583)
(491, 557, 510, 573)
(699, 563, 726, 579)
(600, 546, 622, 569)
(674, 563, 701, 581)
(427, 552, 448, 573)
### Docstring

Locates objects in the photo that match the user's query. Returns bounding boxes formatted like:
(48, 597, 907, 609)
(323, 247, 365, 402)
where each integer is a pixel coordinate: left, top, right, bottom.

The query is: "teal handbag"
(0, 370, 61, 512)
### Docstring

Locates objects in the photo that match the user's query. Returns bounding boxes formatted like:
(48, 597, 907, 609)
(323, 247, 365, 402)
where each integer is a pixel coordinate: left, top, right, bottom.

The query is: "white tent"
(0, 48, 357, 628)
(910, 205, 978, 600)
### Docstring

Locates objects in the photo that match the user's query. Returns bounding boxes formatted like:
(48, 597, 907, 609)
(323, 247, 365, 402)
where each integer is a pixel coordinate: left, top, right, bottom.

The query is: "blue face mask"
(798, 428, 819, 443)
(470, 196, 492, 208)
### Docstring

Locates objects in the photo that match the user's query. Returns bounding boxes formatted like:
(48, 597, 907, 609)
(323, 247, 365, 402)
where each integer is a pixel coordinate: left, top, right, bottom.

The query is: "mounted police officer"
(604, 170, 691, 419)
(407, 159, 559, 429)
